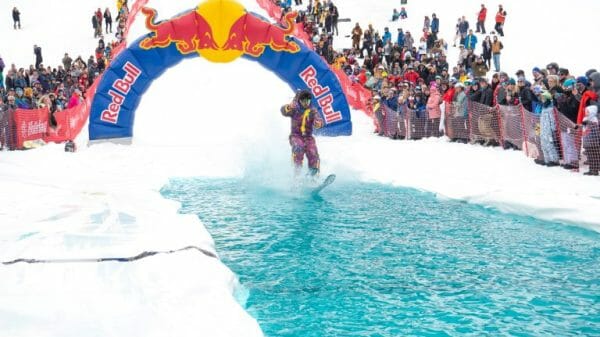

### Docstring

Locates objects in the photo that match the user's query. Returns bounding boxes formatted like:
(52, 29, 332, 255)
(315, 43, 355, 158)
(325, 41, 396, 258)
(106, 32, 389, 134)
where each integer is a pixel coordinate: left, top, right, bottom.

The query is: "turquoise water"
(161, 178, 600, 337)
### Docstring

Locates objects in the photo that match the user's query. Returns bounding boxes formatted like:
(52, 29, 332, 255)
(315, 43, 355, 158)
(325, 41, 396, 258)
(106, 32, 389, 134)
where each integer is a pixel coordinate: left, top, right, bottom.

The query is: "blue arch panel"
(89, 11, 352, 141)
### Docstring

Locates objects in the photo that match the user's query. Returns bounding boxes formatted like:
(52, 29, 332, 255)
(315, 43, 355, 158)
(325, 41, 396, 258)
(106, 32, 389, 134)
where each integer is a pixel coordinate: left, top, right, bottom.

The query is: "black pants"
(476, 20, 485, 34)
(13, 19, 21, 29)
(494, 23, 504, 36)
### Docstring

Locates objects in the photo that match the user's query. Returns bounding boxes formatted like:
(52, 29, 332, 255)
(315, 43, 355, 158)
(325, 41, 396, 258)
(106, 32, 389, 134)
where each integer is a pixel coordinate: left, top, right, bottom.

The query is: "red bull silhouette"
(139, 7, 218, 54)
(223, 11, 300, 57)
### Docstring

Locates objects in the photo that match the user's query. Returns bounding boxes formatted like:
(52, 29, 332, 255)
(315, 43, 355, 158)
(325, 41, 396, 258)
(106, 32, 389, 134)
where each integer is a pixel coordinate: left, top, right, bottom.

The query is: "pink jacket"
(67, 94, 81, 109)
(426, 88, 442, 119)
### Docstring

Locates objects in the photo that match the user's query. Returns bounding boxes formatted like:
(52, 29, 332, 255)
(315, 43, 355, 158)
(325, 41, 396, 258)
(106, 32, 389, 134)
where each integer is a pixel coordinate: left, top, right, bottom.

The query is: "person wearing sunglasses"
(281, 89, 323, 179)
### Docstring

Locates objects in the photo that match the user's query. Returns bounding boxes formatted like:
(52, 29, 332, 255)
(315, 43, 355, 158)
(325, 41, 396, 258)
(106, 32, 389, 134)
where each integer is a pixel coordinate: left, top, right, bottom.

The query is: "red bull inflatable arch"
(89, 0, 352, 141)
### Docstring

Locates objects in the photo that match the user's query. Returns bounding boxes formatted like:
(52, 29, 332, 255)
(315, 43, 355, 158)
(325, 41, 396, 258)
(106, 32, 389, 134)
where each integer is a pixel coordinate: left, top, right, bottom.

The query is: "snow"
(1, 0, 600, 336)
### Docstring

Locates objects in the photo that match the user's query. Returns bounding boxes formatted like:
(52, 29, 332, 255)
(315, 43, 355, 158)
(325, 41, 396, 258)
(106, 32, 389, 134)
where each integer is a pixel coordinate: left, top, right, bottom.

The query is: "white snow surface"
(1, 0, 600, 336)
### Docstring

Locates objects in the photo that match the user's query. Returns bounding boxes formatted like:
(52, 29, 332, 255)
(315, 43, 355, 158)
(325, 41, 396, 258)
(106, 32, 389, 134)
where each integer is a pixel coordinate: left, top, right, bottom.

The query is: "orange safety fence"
(369, 98, 600, 174)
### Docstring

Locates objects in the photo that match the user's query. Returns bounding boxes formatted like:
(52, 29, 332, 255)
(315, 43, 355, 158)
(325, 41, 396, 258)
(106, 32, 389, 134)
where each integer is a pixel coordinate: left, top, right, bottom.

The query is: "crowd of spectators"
(274, 0, 600, 176)
(0, 2, 131, 151)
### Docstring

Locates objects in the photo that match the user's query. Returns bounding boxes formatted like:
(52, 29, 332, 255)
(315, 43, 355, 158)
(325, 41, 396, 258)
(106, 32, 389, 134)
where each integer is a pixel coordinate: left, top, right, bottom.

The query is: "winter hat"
(532, 85, 543, 95)
(576, 76, 589, 87)
(558, 68, 569, 76)
(589, 72, 600, 91)
(563, 78, 576, 89)
(508, 78, 516, 85)
(584, 105, 598, 123)
(546, 62, 559, 72)
(532, 67, 541, 74)
(454, 82, 464, 88)
(24, 87, 33, 97)
(585, 69, 598, 79)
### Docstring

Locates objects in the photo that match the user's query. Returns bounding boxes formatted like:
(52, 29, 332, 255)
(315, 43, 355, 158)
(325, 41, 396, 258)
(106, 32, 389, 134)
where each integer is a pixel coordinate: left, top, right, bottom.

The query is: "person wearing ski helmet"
(280, 89, 323, 178)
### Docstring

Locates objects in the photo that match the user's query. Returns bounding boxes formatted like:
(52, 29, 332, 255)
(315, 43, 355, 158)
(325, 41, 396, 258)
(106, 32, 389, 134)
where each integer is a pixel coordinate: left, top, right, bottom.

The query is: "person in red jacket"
(494, 5, 506, 36)
(476, 4, 487, 34)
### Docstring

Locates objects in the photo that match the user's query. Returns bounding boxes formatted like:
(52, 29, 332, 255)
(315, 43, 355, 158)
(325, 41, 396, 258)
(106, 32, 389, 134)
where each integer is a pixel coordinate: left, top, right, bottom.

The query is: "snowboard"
(311, 174, 336, 195)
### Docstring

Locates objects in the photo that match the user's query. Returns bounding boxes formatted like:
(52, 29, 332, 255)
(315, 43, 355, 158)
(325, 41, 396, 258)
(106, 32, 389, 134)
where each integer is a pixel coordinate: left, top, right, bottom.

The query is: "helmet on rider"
(297, 89, 312, 108)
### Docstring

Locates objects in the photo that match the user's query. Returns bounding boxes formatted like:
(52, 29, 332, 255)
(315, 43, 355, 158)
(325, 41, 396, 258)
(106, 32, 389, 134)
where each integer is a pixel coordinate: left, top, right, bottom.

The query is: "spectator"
(495, 5, 506, 36)
(423, 16, 431, 33)
(33, 45, 43, 70)
(351, 23, 362, 52)
(546, 62, 559, 76)
(330, 4, 339, 36)
(426, 83, 442, 137)
(491, 35, 503, 72)
(399, 7, 407, 19)
(582, 105, 600, 175)
(431, 13, 439, 34)
(476, 4, 487, 34)
(463, 29, 478, 50)
(104, 8, 113, 34)
(478, 77, 493, 106)
(62, 53, 73, 72)
(392, 9, 400, 22)
(458, 16, 469, 45)
(92, 12, 99, 38)
(12, 7, 21, 30)
(95, 8, 103, 37)
(67, 88, 83, 109)
(472, 55, 489, 78)
(452, 17, 461, 47)
(517, 77, 533, 111)
(1, 94, 16, 150)
(536, 91, 560, 166)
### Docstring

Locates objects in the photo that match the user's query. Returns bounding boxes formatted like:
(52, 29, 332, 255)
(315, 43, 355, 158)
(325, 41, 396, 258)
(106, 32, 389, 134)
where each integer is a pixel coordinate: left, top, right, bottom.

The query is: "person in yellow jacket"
(116, 0, 125, 13)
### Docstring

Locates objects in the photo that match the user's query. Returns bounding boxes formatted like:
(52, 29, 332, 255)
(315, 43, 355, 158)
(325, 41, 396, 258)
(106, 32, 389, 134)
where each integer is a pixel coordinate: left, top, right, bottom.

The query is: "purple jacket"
(281, 101, 319, 137)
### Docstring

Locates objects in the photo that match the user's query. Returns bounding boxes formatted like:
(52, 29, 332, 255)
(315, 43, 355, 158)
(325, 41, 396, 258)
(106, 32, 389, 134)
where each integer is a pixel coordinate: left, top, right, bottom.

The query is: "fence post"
(468, 101, 473, 142)
(519, 104, 529, 156)
(553, 107, 566, 164)
(495, 104, 505, 147)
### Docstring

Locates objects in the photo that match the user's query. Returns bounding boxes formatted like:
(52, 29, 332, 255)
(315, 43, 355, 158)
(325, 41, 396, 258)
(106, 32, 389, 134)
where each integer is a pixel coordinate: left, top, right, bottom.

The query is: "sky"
(1, 0, 600, 336)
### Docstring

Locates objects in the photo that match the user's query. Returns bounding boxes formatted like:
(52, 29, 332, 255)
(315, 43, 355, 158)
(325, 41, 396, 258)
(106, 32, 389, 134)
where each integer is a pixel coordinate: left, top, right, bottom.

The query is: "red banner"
(14, 108, 49, 148)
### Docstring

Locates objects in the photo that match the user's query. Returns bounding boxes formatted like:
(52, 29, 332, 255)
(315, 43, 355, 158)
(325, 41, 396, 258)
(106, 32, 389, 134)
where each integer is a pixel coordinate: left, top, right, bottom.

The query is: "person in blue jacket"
(463, 29, 478, 50)
(431, 13, 439, 34)
(382, 27, 392, 46)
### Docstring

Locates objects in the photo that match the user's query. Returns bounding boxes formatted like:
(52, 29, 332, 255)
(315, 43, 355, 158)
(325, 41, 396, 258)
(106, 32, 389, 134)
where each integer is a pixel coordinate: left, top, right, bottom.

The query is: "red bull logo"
(222, 12, 300, 57)
(139, 0, 300, 63)
(139, 7, 218, 54)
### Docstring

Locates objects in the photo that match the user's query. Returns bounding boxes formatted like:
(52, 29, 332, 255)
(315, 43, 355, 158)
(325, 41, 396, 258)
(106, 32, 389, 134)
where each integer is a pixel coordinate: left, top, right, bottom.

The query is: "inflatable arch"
(88, 0, 352, 141)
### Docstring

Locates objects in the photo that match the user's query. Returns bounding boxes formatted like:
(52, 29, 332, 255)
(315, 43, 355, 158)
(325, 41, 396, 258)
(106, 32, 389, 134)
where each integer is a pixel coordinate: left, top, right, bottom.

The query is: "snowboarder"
(280, 89, 323, 179)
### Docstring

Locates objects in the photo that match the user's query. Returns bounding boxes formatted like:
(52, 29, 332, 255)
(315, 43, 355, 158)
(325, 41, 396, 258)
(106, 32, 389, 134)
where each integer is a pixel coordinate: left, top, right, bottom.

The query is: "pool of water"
(161, 178, 600, 337)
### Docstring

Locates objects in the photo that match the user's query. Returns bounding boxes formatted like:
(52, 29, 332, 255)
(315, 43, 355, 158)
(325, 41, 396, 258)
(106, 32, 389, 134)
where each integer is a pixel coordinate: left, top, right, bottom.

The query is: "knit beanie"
(589, 72, 600, 91)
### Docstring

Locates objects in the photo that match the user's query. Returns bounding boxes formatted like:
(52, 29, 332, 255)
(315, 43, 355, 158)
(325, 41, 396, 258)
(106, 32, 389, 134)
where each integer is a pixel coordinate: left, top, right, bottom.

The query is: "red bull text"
(300, 65, 342, 124)
(100, 62, 141, 124)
